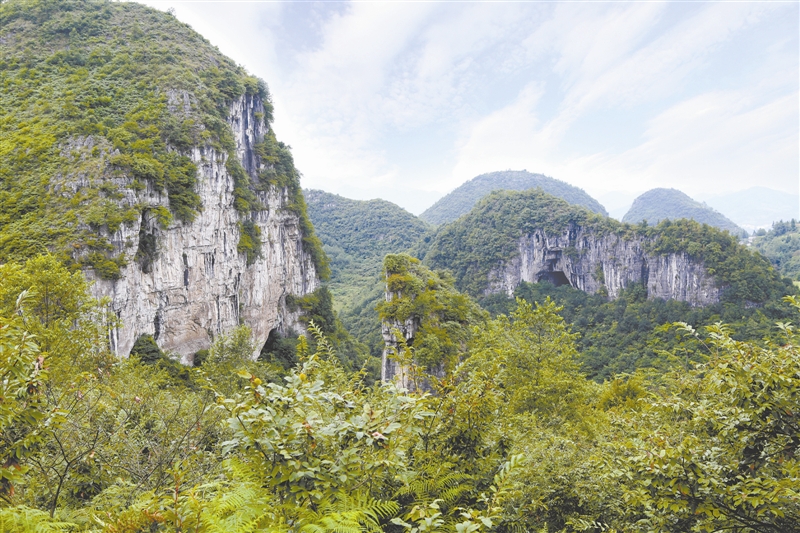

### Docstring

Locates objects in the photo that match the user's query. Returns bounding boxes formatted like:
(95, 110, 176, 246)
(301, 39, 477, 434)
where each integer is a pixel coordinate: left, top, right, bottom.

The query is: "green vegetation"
(752, 219, 800, 281)
(0, 0, 327, 279)
(623, 188, 746, 237)
(424, 189, 620, 295)
(2, 2, 798, 530)
(645, 218, 792, 305)
(424, 189, 792, 306)
(378, 254, 486, 373)
(4, 253, 797, 532)
(419, 170, 608, 225)
(482, 279, 797, 380)
(262, 287, 375, 378)
(305, 189, 430, 354)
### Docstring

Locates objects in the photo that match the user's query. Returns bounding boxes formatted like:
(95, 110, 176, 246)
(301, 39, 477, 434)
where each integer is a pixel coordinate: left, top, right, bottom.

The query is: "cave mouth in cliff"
(537, 270, 572, 288)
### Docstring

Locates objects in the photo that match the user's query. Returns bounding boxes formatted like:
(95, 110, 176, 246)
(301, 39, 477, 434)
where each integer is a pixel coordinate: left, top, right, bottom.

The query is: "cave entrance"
(537, 270, 572, 288)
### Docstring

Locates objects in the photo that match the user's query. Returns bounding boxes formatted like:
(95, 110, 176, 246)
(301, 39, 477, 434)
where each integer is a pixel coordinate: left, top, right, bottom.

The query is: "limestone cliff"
(89, 93, 318, 362)
(485, 225, 719, 306)
(423, 189, 723, 306)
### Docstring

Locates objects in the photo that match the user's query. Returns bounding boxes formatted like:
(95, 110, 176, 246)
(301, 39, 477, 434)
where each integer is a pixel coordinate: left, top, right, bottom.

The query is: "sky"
(139, 0, 799, 216)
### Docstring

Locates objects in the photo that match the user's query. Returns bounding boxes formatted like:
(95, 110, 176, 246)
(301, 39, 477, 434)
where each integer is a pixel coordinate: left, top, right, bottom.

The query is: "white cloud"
(591, 90, 799, 194)
(134, 1, 798, 213)
(449, 1, 797, 208)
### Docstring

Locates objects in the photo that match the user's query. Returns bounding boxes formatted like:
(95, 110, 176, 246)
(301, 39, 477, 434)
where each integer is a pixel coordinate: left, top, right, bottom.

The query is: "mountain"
(305, 189, 430, 354)
(419, 170, 608, 225)
(623, 188, 746, 237)
(0, 0, 324, 359)
(699, 187, 800, 232)
(423, 189, 790, 306)
(752, 219, 800, 282)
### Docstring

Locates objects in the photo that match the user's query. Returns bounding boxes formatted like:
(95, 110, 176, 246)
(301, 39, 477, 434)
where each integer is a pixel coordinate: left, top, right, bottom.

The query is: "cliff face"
(89, 93, 318, 362)
(380, 313, 418, 389)
(486, 224, 719, 306)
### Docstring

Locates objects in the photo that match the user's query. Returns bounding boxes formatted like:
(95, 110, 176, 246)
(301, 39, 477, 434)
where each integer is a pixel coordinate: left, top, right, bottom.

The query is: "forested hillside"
(305, 190, 430, 356)
(423, 189, 797, 377)
(752, 219, 800, 281)
(419, 170, 608, 225)
(0, 0, 326, 278)
(623, 188, 746, 238)
(424, 189, 789, 304)
(4, 252, 798, 532)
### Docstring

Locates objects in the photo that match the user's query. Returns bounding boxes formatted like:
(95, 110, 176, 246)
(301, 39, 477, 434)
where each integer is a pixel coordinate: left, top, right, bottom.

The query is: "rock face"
(380, 314, 418, 389)
(486, 224, 719, 306)
(88, 93, 318, 362)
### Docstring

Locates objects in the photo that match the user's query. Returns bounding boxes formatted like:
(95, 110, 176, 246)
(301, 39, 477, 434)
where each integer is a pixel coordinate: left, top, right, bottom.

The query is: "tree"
(600, 299, 800, 532)
(0, 293, 51, 503)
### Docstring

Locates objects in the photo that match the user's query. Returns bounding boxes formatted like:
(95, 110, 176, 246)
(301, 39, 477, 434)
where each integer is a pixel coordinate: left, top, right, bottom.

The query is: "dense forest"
(1, 1, 799, 531)
(752, 219, 800, 281)
(419, 170, 608, 226)
(304, 190, 430, 359)
(2, 254, 799, 532)
(623, 188, 746, 238)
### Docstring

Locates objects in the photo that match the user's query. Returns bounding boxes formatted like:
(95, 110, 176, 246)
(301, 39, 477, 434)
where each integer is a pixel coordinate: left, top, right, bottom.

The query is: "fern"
(0, 506, 77, 533)
(296, 492, 399, 533)
(397, 464, 475, 513)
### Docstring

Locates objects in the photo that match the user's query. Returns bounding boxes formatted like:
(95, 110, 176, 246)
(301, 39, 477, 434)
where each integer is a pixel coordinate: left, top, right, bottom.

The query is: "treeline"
(2, 254, 798, 532)
(752, 219, 800, 281)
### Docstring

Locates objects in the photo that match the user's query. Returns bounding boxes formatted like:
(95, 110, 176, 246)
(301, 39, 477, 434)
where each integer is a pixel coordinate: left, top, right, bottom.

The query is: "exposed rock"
(380, 314, 418, 389)
(89, 93, 318, 363)
(486, 224, 719, 306)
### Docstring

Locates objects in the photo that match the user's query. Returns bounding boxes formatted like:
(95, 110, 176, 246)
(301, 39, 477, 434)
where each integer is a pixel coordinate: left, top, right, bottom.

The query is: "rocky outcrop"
(380, 314, 418, 389)
(486, 224, 719, 306)
(88, 92, 318, 363)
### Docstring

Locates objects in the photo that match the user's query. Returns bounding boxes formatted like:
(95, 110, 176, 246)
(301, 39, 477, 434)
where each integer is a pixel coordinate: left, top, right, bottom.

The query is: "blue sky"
(140, 0, 799, 215)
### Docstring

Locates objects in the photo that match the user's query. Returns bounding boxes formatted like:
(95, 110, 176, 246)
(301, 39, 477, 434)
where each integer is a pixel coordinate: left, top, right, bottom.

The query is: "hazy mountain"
(419, 170, 608, 225)
(698, 187, 799, 232)
(623, 189, 746, 237)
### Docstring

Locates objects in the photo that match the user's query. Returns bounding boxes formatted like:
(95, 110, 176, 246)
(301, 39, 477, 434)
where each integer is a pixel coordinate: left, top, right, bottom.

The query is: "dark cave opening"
(537, 270, 572, 288)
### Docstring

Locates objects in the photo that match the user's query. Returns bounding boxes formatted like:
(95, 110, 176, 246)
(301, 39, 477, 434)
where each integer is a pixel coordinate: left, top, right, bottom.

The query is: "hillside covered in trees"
(623, 188, 746, 238)
(0, 0, 328, 278)
(423, 189, 789, 304)
(4, 252, 798, 532)
(305, 189, 431, 357)
(752, 219, 800, 281)
(419, 170, 608, 225)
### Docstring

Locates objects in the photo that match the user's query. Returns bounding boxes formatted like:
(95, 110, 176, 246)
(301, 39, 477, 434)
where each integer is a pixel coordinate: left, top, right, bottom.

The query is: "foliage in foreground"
(0, 254, 798, 532)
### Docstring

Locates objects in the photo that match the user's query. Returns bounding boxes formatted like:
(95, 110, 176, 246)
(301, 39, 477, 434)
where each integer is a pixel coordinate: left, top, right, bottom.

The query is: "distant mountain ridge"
(623, 188, 746, 237)
(420, 170, 608, 225)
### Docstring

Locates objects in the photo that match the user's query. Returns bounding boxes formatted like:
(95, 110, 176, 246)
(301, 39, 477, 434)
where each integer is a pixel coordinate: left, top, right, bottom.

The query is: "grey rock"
(485, 224, 718, 306)
(88, 93, 318, 363)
